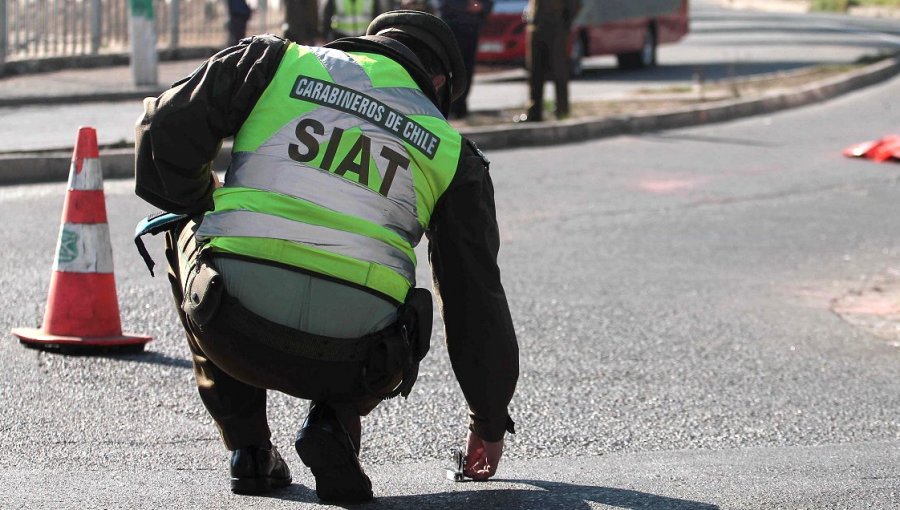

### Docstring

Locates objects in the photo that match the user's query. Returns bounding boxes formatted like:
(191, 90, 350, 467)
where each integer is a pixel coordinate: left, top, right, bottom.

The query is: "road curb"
(0, 47, 218, 79)
(0, 147, 233, 186)
(0, 89, 166, 108)
(463, 55, 900, 151)
(1, 55, 897, 186)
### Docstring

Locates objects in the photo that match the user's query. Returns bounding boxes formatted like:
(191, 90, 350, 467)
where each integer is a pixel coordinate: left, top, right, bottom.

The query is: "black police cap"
(366, 10, 468, 103)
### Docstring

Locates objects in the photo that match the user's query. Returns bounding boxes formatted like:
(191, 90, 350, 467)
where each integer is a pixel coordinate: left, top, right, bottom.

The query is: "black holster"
(182, 258, 223, 328)
(178, 251, 434, 401)
(362, 287, 433, 400)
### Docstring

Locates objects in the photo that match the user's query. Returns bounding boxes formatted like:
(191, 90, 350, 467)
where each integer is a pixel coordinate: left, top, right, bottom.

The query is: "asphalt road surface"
(2, 52, 899, 510)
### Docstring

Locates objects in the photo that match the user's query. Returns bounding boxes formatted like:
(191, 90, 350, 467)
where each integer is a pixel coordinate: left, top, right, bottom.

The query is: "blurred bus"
(476, 0, 690, 75)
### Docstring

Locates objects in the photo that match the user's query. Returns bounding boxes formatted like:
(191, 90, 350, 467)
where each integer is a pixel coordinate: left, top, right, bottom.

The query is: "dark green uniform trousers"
(526, 23, 570, 120)
(165, 220, 399, 450)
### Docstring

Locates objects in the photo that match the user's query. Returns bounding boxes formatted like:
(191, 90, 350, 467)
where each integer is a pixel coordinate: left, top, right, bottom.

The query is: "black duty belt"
(181, 255, 427, 399)
(215, 293, 396, 363)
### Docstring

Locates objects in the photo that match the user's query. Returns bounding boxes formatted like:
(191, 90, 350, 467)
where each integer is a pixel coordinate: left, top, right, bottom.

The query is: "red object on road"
(11, 126, 152, 353)
(843, 135, 900, 163)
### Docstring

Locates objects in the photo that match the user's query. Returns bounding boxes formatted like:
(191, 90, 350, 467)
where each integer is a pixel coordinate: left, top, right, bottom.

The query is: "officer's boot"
(230, 442, 292, 494)
(295, 402, 373, 502)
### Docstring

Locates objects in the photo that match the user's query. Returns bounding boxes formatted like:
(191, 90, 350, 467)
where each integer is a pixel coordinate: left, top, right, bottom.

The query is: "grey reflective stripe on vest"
(333, 15, 370, 30)
(228, 149, 421, 245)
(197, 209, 416, 282)
(243, 110, 425, 243)
(312, 47, 443, 118)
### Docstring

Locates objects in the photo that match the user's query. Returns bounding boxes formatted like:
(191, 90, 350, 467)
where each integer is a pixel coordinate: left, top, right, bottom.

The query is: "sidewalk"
(0, 59, 208, 108)
(1, 54, 897, 185)
(1, 0, 897, 109)
(0, 0, 898, 185)
(723, 0, 900, 18)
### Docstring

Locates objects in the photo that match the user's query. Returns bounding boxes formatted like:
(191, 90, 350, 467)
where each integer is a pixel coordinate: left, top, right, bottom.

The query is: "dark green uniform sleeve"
(427, 140, 519, 442)
(134, 35, 289, 214)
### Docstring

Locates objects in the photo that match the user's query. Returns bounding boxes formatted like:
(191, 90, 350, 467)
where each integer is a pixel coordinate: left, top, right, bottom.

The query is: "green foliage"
(856, 0, 900, 6)
(813, 0, 900, 9)
(811, 0, 850, 11)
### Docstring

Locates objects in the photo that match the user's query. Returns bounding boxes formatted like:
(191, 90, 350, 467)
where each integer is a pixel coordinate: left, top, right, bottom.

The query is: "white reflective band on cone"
(52, 223, 115, 274)
(68, 158, 104, 191)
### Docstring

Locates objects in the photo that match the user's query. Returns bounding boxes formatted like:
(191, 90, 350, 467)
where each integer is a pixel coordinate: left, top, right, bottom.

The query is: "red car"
(476, 0, 690, 75)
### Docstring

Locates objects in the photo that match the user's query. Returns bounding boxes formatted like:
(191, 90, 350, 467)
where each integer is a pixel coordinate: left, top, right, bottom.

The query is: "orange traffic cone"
(12, 127, 152, 353)
(843, 135, 900, 163)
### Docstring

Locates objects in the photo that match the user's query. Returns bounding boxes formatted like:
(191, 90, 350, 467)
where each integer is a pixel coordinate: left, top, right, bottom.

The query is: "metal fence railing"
(0, 0, 282, 65)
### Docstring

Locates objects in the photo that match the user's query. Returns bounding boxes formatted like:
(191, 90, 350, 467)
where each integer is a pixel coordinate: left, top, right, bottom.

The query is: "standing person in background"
(521, 0, 580, 122)
(320, 0, 383, 40)
(440, 0, 493, 119)
(283, 0, 319, 44)
(224, 0, 253, 46)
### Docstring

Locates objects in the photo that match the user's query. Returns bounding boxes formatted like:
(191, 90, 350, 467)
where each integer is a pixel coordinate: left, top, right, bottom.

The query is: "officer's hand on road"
(463, 430, 503, 480)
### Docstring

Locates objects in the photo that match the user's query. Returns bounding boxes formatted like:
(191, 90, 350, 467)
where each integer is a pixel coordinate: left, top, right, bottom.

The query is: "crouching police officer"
(134, 10, 518, 503)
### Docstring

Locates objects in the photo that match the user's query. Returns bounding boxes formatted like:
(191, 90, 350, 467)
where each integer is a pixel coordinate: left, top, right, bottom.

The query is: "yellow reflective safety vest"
(196, 43, 463, 303)
(331, 0, 373, 36)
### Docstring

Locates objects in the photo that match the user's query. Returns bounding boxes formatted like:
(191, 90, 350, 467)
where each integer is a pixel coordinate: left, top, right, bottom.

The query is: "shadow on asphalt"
(642, 132, 781, 148)
(254, 479, 719, 509)
(15, 340, 194, 369)
(104, 350, 193, 369)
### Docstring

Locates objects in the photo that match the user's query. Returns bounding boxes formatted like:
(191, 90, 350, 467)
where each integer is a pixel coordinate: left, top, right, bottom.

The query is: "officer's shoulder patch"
(465, 138, 490, 166)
